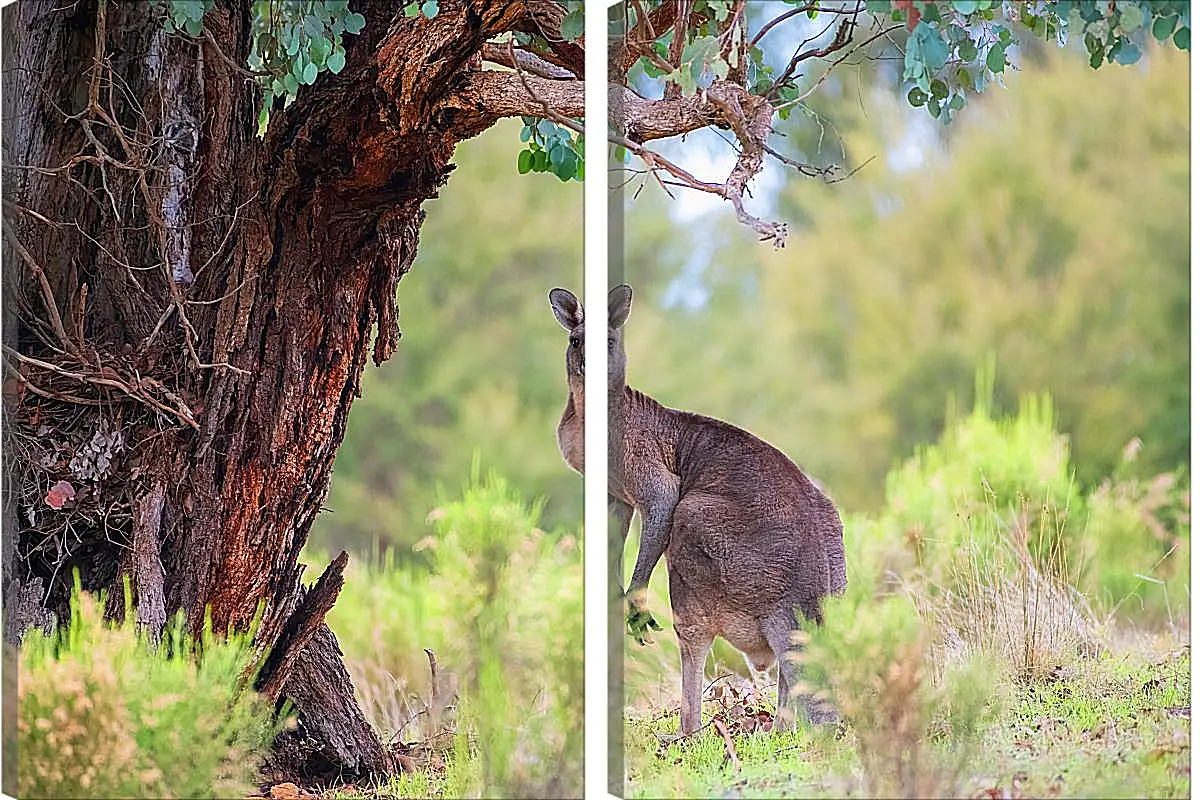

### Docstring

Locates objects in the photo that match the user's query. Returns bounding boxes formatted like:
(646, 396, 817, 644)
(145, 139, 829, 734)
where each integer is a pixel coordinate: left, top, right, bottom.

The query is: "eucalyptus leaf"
(560, 8, 584, 41)
(327, 47, 346, 74)
(1111, 39, 1141, 65)
(986, 41, 1007, 72)
(1152, 15, 1177, 41)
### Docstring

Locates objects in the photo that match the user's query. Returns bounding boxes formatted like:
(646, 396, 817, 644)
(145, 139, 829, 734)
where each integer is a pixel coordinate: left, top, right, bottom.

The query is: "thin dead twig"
(712, 717, 742, 773)
(3, 225, 77, 356)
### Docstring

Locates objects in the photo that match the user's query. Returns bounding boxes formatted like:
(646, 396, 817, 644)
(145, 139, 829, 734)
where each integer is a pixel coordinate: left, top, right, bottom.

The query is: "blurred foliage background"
(310, 118, 584, 557)
(620, 41, 1188, 514)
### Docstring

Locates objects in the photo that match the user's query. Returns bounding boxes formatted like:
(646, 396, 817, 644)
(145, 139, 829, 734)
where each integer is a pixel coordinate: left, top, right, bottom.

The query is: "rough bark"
(1, 0, 581, 785)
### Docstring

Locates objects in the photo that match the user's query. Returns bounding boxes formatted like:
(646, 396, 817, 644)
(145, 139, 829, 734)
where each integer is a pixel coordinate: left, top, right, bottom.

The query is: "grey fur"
(548, 285, 847, 734)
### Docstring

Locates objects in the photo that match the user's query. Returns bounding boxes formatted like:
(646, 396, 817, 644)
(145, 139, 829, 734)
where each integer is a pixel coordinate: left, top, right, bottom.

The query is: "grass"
(623, 643, 1190, 799)
(319, 464, 584, 798)
(622, 378, 1189, 799)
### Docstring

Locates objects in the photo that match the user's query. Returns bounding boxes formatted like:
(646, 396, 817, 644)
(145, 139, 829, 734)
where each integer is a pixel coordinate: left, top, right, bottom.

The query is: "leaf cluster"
(873, 1, 1192, 123)
(517, 116, 585, 182)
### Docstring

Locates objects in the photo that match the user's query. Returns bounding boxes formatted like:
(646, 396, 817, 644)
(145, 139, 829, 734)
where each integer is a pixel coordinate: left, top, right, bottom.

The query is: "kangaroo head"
(608, 284, 632, 393)
(548, 285, 633, 392)
(549, 288, 585, 382)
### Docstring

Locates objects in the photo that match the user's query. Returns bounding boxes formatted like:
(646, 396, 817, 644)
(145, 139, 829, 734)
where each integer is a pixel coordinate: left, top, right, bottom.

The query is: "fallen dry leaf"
(45, 480, 76, 510)
(268, 783, 301, 800)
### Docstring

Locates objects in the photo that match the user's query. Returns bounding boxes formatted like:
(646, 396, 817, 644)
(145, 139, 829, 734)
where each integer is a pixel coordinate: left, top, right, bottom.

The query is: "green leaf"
(711, 54, 729, 80)
(958, 39, 977, 61)
(303, 15, 324, 38)
(985, 42, 1007, 72)
(532, 149, 549, 171)
(1174, 25, 1190, 50)
(553, 155, 576, 181)
(948, 93, 966, 111)
(302, 61, 318, 84)
(517, 149, 533, 174)
(519, 125, 531, 143)
(1118, 4, 1145, 34)
(907, 86, 929, 106)
(560, 7, 584, 41)
(283, 72, 299, 96)
(930, 78, 949, 99)
(907, 21, 950, 74)
(327, 47, 346, 74)
(865, 0, 891, 13)
(952, 0, 981, 13)
(1111, 39, 1141, 65)
(184, 17, 203, 37)
(1153, 15, 1178, 41)
(344, 12, 366, 33)
(309, 36, 331, 67)
(420, 0, 438, 19)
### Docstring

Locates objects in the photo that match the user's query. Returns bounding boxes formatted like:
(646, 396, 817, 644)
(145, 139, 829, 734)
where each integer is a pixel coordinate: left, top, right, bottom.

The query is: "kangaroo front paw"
(625, 606, 663, 645)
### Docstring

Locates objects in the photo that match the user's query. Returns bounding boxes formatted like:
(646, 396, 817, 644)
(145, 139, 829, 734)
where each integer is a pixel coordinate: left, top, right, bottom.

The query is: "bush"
(425, 466, 583, 798)
(326, 463, 583, 798)
(17, 582, 275, 799)
(798, 592, 1004, 799)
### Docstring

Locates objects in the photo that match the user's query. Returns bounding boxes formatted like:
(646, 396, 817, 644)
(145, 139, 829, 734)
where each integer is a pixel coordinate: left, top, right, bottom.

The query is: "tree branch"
(481, 42, 575, 79)
(437, 71, 584, 137)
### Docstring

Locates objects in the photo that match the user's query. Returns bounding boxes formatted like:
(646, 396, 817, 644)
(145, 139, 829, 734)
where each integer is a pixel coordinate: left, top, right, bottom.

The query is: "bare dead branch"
(3, 346, 199, 429)
(2, 225, 76, 356)
(481, 42, 575, 79)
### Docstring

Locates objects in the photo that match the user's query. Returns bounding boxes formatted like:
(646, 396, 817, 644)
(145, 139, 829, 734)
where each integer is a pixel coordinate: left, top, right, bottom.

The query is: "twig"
(750, 5, 811, 50)
(712, 717, 742, 773)
(480, 42, 575, 80)
(783, 24, 904, 109)
(1, 357, 105, 406)
(507, 35, 586, 144)
(3, 225, 76, 356)
(3, 346, 198, 428)
(771, 17, 856, 95)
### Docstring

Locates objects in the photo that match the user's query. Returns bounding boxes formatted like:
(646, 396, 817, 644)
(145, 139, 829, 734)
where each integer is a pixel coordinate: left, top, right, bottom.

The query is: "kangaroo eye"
(569, 336, 581, 349)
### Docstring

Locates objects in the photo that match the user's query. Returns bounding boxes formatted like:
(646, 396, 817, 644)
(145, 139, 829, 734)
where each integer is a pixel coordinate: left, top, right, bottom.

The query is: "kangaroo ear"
(608, 284, 632, 329)
(549, 288, 583, 331)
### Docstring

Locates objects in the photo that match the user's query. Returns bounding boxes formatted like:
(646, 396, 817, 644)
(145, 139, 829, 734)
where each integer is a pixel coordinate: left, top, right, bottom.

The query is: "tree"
(2, 0, 583, 784)
(607, 0, 1189, 245)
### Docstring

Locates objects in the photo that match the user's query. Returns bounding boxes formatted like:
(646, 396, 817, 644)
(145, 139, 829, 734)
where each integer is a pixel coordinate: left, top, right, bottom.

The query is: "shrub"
(798, 592, 1005, 799)
(17, 582, 275, 799)
(423, 464, 583, 798)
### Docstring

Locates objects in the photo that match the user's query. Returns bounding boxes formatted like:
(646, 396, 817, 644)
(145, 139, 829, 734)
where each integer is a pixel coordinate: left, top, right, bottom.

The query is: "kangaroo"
(548, 288, 636, 535)
(550, 285, 846, 735)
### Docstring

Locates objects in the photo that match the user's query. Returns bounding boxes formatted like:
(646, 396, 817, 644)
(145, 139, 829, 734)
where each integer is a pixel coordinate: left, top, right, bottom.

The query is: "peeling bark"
(1, 0, 580, 785)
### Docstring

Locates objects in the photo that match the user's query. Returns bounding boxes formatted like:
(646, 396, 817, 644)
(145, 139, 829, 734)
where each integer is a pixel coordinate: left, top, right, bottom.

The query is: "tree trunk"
(1, 0, 577, 785)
